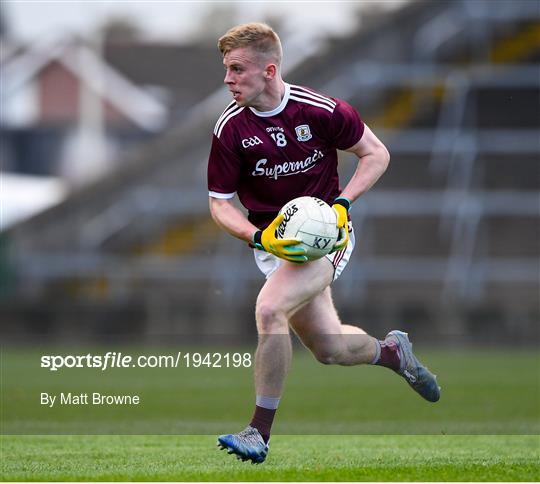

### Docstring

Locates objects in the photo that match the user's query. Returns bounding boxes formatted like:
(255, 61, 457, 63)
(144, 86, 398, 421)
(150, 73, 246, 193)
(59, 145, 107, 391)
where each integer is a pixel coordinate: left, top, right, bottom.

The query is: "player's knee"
(256, 302, 279, 324)
(255, 302, 286, 333)
(313, 347, 339, 365)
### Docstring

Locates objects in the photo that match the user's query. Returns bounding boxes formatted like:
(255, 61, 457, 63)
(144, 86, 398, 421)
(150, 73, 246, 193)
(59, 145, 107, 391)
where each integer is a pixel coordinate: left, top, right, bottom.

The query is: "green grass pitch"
(1, 348, 539, 480)
(1, 435, 539, 481)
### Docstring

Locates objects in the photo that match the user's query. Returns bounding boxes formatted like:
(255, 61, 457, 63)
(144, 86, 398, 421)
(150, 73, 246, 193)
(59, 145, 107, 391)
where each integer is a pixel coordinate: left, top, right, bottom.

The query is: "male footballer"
(207, 23, 440, 464)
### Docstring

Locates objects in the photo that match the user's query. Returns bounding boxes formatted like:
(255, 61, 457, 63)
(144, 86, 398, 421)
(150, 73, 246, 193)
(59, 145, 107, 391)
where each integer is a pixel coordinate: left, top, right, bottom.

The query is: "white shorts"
(253, 223, 355, 282)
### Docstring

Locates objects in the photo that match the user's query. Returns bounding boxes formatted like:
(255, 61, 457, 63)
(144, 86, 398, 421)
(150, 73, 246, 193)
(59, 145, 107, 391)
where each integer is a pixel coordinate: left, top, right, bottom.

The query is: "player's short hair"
(218, 22, 282, 67)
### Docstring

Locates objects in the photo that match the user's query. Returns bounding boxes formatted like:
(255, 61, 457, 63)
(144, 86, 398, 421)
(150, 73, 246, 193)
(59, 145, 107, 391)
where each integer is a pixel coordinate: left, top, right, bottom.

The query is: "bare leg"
(253, 333, 291, 398)
(342, 324, 367, 335)
(289, 284, 378, 366)
(254, 257, 334, 397)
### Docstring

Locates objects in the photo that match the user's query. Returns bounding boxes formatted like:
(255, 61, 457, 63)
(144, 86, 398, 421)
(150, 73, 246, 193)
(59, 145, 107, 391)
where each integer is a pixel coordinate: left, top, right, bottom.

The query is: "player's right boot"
(384, 330, 441, 402)
(217, 426, 269, 464)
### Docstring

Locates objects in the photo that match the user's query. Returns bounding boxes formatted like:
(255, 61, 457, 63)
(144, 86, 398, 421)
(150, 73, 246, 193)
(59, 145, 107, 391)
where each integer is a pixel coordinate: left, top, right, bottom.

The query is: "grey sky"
(3, 1, 408, 44)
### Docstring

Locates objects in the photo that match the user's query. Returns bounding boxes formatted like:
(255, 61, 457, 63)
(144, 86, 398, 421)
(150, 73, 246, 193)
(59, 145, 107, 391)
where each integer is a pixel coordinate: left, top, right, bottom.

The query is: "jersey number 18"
(270, 133, 287, 147)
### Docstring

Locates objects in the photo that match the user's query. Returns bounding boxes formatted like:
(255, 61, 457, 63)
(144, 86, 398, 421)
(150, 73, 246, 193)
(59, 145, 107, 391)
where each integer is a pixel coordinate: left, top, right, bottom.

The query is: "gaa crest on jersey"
(295, 124, 312, 142)
(242, 136, 263, 148)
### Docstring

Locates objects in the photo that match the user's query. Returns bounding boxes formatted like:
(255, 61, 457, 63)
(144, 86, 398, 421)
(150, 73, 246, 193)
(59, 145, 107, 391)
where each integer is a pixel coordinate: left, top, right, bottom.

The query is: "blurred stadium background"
(1, 0, 539, 346)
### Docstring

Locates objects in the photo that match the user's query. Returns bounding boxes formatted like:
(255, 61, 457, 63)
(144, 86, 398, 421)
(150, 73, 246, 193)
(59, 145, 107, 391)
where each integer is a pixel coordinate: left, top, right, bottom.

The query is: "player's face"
(223, 47, 269, 109)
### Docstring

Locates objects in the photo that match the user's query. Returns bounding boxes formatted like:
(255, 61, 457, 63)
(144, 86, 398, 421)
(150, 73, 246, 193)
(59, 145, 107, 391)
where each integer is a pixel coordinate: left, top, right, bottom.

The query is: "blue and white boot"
(217, 426, 269, 464)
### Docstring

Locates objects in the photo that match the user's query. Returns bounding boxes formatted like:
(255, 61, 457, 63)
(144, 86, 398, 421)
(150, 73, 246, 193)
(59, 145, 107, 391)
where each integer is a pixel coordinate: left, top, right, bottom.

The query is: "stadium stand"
(1, 0, 538, 344)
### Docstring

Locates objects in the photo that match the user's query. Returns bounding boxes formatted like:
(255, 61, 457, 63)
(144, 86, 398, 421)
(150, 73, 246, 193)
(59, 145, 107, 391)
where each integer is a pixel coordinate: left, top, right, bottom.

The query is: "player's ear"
(264, 63, 277, 80)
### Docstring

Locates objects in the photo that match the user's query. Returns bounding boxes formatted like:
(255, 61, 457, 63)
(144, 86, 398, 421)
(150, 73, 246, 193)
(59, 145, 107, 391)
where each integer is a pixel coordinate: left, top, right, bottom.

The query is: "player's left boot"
(384, 330, 441, 402)
(217, 426, 269, 464)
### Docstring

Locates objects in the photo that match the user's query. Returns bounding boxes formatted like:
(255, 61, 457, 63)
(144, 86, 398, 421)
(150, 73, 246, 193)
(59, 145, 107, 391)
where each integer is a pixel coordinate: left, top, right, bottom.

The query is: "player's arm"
(209, 197, 258, 243)
(330, 124, 390, 252)
(209, 197, 307, 263)
(340, 123, 390, 202)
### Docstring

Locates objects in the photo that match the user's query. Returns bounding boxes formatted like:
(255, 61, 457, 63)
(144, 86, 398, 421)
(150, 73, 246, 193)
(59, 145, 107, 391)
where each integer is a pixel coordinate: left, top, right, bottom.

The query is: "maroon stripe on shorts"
(333, 248, 346, 268)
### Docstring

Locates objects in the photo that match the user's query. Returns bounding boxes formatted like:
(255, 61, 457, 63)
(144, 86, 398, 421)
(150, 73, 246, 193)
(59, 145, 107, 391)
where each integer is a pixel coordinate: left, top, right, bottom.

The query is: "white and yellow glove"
(252, 213, 308, 263)
(330, 197, 351, 253)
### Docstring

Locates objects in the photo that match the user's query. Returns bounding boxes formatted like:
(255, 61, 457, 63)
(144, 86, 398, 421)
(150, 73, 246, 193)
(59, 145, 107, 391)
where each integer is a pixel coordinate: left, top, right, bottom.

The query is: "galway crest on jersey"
(295, 124, 312, 142)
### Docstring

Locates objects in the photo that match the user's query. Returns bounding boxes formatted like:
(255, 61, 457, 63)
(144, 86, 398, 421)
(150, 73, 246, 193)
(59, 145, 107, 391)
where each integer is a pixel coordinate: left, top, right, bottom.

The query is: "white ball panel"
(277, 196, 339, 260)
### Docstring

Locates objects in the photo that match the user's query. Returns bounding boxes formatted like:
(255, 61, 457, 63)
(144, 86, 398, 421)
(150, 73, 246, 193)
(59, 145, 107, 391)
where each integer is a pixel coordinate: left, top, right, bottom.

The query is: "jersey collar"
(249, 83, 290, 117)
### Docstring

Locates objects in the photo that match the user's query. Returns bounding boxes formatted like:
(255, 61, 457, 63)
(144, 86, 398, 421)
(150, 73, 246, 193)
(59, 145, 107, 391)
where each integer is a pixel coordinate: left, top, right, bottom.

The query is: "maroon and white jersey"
(207, 83, 364, 229)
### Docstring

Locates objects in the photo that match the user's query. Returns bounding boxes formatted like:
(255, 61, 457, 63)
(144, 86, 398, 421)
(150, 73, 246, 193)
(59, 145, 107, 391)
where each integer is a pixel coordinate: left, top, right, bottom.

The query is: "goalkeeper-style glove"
(252, 213, 307, 263)
(330, 196, 351, 253)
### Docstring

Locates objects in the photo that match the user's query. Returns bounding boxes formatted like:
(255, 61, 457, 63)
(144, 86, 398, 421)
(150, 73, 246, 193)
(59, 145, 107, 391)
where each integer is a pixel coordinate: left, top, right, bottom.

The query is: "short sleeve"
(207, 134, 242, 196)
(329, 99, 365, 150)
